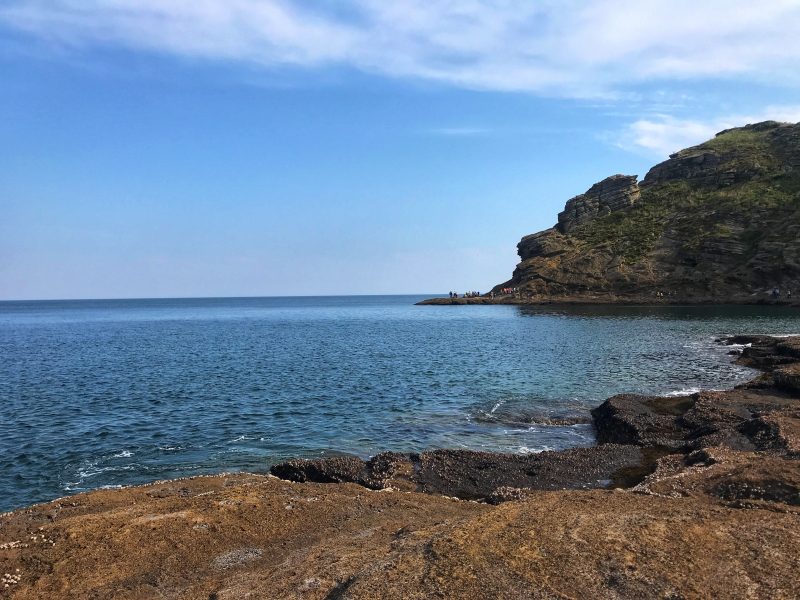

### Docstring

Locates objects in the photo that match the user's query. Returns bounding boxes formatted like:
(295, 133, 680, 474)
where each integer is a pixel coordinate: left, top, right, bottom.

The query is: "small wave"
(662, 387, 725, 397)
(67, 461, 140, 489)
(503, 428, 534, 435)
(112, 450, 133, 458)
(517, 445, 554, 454)
(76, 464, 138, 479)
(489, 400, 504, 415)
(663, 387, 703, 397)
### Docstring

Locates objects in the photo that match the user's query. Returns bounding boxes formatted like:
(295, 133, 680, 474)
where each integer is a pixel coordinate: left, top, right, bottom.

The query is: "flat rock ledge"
(1, 336, 799, 599)
(271, 445, 644, 502)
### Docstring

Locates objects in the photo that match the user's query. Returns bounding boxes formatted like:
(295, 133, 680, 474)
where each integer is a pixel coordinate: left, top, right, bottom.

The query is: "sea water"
(1, 295, 799, 511)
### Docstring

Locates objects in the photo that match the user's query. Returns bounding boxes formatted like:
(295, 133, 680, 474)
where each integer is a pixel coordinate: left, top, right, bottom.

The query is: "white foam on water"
(662, 387, 704, 397)
(503, 428, 536, 435)
(517, 445, 554, 454)
(77, 464, 138, 479)
(65, 460, 141, 491)
(663, 386, 726, 397)
(112, 450, 133, 458)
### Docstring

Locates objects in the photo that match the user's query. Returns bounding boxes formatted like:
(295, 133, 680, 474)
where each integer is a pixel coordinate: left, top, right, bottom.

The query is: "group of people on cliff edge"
(771, 287, 792, 299)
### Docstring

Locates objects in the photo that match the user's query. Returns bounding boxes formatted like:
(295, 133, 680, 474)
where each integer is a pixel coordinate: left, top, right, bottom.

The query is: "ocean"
(2, 295, 799, 511)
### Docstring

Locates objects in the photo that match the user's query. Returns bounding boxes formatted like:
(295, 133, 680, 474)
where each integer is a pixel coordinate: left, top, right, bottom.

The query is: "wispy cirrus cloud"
(2, 1, 800, 96)
(615, 105, 800, 157)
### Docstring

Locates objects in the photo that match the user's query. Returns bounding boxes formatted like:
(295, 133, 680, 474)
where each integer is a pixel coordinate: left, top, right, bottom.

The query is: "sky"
(2, 1, 800, 300)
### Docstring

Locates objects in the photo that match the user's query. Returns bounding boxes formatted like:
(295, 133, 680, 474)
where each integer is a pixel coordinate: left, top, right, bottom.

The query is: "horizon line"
(0, 293, 448, 303)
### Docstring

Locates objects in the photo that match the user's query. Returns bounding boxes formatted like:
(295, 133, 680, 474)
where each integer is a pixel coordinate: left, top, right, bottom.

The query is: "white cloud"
(617, 106, 800, 157)
(2, 1, 800, 95)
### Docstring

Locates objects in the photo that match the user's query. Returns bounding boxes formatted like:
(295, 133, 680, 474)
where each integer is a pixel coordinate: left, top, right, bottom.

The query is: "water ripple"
(1, 296, 798, 510)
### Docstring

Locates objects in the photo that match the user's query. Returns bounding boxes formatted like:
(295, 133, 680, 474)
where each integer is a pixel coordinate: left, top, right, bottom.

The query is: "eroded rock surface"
(271, 445, 644, 500)
(2, 471, 799, 599)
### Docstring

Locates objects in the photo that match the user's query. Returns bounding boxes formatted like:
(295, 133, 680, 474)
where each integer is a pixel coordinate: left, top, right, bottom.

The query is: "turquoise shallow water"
(1, 295, 799, 511)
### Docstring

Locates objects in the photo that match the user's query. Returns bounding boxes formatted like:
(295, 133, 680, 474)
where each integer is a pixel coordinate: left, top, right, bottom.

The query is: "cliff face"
(496, 121, 800, 302)
(556, 174, 641, 234)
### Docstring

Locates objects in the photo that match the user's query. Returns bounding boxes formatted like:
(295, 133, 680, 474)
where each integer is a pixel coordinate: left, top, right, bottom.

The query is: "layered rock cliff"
(495, 121, 800, 303)
(556, 174, 641, 234)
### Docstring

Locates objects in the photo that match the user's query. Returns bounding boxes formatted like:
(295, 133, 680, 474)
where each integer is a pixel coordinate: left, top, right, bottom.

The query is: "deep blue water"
(1, 295, 800, 511)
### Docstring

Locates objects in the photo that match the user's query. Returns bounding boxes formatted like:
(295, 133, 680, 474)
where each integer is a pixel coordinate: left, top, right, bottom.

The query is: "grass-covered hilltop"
(424, 120, 800, 305)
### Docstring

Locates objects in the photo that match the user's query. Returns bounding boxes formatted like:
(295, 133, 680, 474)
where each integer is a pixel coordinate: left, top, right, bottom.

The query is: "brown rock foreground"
(2, 471, 798, 600)
(2, 337, 800, 599)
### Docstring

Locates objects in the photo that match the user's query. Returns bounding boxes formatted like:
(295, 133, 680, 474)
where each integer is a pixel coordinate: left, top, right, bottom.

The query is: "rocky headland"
(420, 120, 800, 305)
(2, 336, 799, 598)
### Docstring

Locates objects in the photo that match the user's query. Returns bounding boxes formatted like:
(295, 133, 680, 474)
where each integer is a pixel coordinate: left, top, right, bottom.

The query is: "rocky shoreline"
(1, 336, 799, 598)
(270, 335, 800, 499)
(416, 295, 800, 306)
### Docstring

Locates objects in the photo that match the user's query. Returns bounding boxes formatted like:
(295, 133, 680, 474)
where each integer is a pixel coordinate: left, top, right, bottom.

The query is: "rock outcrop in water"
(2, 336, 800, 598)
(420, 120, 800, 304)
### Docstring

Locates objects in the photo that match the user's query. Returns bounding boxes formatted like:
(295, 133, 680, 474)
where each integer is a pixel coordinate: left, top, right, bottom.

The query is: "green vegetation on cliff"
(571, 181, 686, 263)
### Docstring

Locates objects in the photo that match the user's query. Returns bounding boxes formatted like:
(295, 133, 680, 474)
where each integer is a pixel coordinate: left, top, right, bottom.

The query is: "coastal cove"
(5, 1, 800, 593)
(2, 295, 800, 511)
(1, 333, 799, 598)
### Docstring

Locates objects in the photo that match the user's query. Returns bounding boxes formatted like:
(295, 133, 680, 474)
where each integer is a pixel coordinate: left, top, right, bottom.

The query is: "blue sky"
(2, 1, 800, 300)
